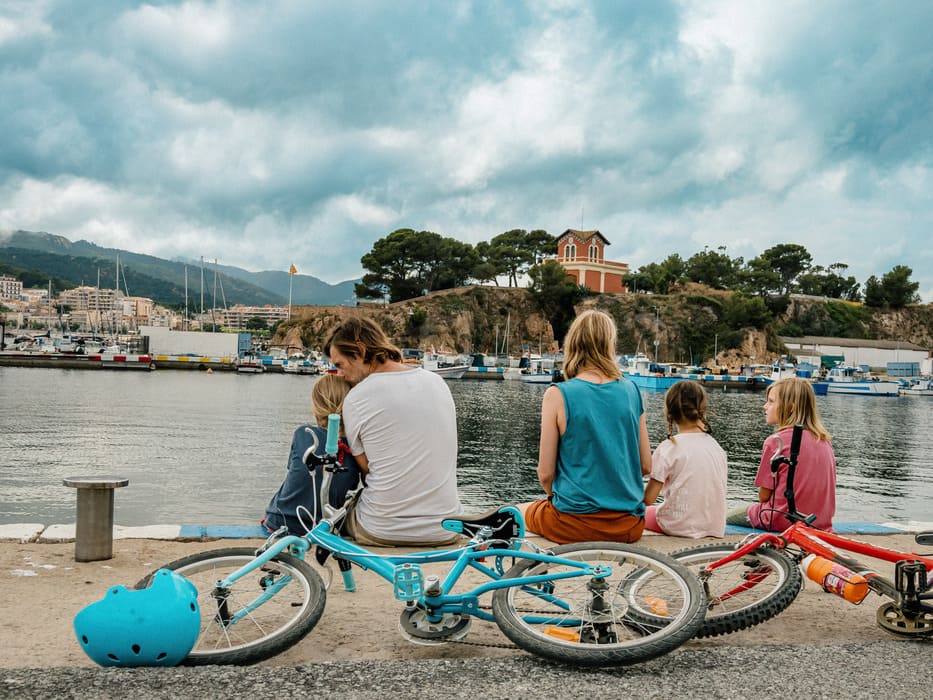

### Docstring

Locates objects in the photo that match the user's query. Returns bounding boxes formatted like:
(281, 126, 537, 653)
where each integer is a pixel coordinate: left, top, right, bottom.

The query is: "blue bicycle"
(140, 416, 705, 667)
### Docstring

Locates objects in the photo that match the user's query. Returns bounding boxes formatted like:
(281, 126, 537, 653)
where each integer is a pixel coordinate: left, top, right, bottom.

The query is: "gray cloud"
(1, 0, 931, 301)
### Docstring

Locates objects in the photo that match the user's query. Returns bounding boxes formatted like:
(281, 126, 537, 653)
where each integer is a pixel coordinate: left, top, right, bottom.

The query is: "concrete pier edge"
(1, 520, 931, 544)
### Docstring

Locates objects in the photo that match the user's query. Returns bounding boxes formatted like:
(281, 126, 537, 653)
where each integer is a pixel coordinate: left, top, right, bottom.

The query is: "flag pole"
(288, 264, 297, 320)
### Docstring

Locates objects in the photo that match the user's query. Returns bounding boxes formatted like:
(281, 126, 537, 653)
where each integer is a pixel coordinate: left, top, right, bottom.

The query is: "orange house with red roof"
(554, 229, 629, 294)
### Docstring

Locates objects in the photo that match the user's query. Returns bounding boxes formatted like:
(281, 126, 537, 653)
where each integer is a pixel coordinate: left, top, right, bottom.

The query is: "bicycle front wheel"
(491, 542, 706, 666)
(669, 543, 802, 638)
(136, 547, 326, 665)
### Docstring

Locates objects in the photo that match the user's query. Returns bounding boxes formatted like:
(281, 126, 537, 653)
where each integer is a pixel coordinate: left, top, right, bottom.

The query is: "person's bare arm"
(637, 414, 652, 476)
(354, 452, 370, 475)
(536, 386, 564, 497)
(644, 478, 663, 506)
(758, 486, 772, 503)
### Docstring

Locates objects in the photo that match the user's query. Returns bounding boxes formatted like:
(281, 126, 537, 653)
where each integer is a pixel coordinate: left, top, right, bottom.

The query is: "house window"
(589, 243, 599, 262)
(564, 243, 576, 261)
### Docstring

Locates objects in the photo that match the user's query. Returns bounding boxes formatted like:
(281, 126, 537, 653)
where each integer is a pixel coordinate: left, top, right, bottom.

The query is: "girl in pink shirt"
(644, 381, 728, 538)
(726, 377, 836, 531)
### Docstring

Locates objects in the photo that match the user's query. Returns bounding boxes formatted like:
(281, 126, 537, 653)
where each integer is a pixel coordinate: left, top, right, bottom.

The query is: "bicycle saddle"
(443, 506, 524, 539)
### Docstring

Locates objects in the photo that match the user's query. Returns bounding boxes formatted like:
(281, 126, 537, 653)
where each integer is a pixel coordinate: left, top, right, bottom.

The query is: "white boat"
(520, 371, 554, 384)
(518, 355, 561, 384)
(899, 377, 933, 397)
(822, 365, 899, 396)
(236, 352, 264, 374)
(416, 350, 470, 379)
(283, 353, 320, 375)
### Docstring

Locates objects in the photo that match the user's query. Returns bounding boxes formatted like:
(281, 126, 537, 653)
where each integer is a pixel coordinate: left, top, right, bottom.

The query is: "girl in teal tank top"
(551, 377, 646, 515)
(519, 310, 651, 544)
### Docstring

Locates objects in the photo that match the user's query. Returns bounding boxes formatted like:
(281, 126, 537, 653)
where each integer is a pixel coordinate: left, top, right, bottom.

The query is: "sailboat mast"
(200, 256, 205, 316)
(184, 265, 189, 331)
(211, 259, 218, 332)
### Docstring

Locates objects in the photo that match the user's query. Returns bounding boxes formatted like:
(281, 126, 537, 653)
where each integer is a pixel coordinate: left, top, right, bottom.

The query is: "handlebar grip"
(325, 413, 340, 455)
(789, 424, 803, 463)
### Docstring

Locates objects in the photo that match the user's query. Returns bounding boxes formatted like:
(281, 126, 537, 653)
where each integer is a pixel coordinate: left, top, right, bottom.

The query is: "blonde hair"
(562, 310, 622, 380)
(311, 374, 352, 433)
(664, 380, 711, 441)
(766, 377, 831, 441)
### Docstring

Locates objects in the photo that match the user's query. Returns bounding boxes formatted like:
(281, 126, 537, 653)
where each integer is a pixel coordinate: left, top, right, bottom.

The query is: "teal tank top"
(551, 377, 646, 516)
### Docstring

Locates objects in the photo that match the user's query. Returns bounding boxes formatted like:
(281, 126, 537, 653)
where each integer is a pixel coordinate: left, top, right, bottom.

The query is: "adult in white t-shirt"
(324, 318, 462, 545)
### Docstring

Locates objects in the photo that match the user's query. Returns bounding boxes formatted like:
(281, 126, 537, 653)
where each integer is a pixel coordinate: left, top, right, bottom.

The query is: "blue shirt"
(263, 424, 362, 536)
(551, 378, 646, 516)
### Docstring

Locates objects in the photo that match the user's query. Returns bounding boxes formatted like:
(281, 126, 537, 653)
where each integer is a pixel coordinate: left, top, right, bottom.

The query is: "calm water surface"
(0, 367, 930, 526)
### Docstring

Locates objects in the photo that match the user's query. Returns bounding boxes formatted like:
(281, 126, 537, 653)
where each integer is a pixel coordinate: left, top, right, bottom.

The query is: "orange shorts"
(524, 499, 644, 544)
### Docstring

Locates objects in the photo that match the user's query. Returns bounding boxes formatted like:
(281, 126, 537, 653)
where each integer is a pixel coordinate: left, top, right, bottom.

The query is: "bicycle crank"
(398, 606, 472, 645)
(875, 602, 933, 638)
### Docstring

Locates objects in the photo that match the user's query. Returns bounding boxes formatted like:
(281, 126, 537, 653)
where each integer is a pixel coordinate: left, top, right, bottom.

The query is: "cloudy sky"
(1, 1, 932, 300)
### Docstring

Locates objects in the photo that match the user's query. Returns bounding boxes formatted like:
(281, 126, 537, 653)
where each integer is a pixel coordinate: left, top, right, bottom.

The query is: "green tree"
(796, 263, 860, 300)
(753, 243, 813, 295)
(355, 229, 478, 303)
(684, 247, 741, 289)
(739, 257, 782, 297)
(721, 292, 772, 329)
(863, 265, 920, 308)
(472, 242, 501, 285)
(486, 229, 556, 287)
(526, 260, 587, 343)
(246, 316, 267, 330)
(627, 254, 685, 294)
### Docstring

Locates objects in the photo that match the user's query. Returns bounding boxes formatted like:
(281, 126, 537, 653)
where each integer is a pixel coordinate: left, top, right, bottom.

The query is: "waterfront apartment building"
(0, 275, 23, 301)
(59, 286, 122, 312)
(553, 229, 630, 294)
(203, 304, 289, 329)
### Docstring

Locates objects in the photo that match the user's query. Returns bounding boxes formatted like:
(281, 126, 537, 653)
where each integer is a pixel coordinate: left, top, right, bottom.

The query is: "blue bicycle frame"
(211, 514, 610, 627)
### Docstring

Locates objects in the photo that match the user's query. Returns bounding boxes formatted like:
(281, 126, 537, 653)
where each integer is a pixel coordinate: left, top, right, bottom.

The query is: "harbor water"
(0, 367, 930, 526)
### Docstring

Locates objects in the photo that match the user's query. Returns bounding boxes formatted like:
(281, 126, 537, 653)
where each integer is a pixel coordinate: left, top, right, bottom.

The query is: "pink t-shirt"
(747, 427, 836, 531)
(650, 432, 728, 538)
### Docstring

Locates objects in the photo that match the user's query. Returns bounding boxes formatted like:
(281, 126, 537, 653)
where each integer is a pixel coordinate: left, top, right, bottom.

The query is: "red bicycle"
(669, 425, 933, 639)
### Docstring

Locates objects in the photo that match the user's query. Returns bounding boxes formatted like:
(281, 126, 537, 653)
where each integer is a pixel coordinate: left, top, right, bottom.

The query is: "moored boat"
(420, 352, 471, 379)
(899, 377, 933, 397)
(236, 352, 264, 374)
(283, 353, 321, 375)
(822, 364, 899, 396)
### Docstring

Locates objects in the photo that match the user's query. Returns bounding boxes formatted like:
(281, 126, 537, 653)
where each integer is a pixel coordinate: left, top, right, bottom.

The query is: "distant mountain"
(0, 230, 358, 306)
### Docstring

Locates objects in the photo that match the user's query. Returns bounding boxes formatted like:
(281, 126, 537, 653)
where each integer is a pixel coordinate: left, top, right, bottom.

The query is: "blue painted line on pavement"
(202, 525, 269, 539)
(725, 521, 904, 536)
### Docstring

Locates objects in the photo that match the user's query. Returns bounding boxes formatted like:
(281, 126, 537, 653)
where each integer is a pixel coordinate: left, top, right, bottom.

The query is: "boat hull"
(823, 381, 899, 396)
(520, 373, 554, 384)
(428, 364, 470, 379)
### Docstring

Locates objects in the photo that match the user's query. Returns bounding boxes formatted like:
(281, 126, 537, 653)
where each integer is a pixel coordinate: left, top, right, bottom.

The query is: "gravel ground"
(3, 641, 932, 700)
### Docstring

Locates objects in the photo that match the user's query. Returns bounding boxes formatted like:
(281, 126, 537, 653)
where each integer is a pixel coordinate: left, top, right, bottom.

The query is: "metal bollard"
(63, 477, 129, 562)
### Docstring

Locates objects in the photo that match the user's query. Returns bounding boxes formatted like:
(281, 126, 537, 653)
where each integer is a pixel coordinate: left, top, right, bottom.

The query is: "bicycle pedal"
(895, 560, 928, 596)
(393, 563, 425, 601)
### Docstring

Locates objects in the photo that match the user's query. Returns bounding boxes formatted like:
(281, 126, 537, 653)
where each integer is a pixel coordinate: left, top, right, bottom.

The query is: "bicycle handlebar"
(326, 413, 340, 455)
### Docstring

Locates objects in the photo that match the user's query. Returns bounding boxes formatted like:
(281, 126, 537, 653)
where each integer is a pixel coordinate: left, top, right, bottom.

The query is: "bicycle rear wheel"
(669, 543, 802, 638)
(136, 547, 326, 665)
(491, 542, 706, 666)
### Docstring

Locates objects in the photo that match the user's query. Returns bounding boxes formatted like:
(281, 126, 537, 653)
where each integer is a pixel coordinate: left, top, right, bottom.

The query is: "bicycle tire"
(669, 543, 802, 638)
(136, 547, 326, 665)
(491, 542, 706, 666)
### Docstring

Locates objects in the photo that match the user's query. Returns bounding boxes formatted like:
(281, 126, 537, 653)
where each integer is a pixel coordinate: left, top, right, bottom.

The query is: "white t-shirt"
(343, 367, 462, 542)
(650, 432, 728, 538)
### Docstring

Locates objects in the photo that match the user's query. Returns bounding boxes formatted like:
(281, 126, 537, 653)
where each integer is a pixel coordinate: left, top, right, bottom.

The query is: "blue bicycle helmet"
(74, 568, 201, 667)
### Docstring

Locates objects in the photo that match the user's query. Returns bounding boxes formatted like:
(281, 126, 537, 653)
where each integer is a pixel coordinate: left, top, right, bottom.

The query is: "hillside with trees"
(0, 231, 355, 307)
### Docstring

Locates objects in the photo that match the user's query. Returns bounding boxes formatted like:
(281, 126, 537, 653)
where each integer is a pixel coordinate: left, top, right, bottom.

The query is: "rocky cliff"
(272, 284, 932, 369)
